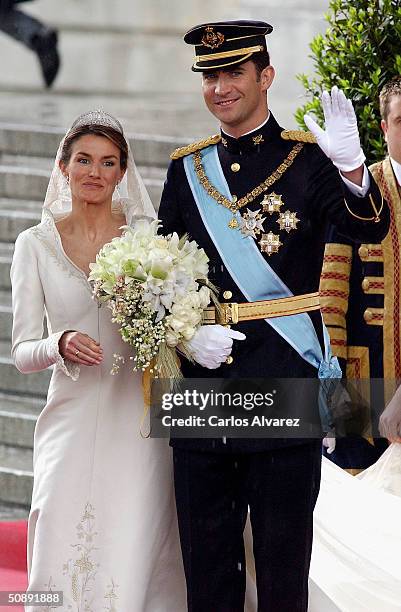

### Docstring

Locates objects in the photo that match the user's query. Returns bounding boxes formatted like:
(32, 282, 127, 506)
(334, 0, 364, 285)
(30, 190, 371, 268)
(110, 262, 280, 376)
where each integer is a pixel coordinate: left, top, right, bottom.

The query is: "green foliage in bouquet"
(295, 0, 401, 163)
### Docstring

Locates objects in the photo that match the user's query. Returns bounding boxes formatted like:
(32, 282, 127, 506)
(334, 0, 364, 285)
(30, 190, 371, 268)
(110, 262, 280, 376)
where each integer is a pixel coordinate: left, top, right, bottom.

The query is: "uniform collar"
(220, 112, 283, 154)
(390, 156, 401, 187)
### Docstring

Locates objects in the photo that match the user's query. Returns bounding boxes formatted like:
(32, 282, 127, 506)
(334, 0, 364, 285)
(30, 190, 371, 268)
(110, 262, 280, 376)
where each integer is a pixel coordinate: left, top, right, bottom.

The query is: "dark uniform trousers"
(158, 113, 389, 611)
(0, 0, 49, 52)
(174, 441, 321, 612)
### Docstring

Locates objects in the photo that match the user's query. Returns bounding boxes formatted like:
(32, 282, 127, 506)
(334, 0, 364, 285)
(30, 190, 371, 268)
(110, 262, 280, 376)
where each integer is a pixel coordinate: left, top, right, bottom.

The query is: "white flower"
(89, 218, 213, 374)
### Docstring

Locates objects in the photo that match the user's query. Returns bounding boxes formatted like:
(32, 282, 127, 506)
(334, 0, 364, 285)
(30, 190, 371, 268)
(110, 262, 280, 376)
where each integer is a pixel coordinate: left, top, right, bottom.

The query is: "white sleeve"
(10, 232, 79, 380)
(340, 164, 370, 197)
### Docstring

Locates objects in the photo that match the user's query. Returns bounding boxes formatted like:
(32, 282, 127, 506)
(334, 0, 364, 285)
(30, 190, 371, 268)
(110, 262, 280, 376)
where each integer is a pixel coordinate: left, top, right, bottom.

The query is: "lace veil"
(42, 110, 156, 223)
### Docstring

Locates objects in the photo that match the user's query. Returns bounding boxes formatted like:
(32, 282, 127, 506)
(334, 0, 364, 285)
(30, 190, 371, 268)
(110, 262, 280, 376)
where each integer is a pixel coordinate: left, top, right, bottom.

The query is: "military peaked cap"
(184, 20, 273, 72)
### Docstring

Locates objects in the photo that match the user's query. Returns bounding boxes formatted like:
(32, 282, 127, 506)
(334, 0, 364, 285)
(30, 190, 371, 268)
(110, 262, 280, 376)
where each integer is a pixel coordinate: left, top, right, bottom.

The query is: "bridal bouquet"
(89, 219, 212, 378)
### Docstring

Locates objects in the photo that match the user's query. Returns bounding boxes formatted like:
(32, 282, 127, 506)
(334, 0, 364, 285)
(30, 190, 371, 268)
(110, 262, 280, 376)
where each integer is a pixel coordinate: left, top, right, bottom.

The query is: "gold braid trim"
(326, 326, 347, 360)
(319, 242, 352, 332)
(193, 142, 304, 211)
(170, 134, 221, 160)
(281, 130, 316, 144)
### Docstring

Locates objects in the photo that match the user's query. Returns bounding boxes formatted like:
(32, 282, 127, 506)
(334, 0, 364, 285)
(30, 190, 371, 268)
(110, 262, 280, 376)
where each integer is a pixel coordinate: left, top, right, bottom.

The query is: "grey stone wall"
(0, 0, 329, 127)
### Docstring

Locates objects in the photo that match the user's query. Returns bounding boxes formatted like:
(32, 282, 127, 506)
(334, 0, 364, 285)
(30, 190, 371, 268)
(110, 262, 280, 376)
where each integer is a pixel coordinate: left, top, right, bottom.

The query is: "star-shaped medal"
(260, 232, 283, 256)
(262, 192, 284, 215)
(277, 210, 300, 233)
(240, 208, 266, 239)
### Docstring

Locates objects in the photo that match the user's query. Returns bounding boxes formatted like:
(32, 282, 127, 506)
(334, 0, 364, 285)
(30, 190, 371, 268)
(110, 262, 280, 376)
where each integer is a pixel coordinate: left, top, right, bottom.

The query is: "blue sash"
(183, 145, 341, 382)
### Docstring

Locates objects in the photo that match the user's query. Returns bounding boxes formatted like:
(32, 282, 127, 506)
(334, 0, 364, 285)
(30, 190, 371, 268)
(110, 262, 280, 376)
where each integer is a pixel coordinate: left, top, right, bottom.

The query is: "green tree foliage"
(295, 0, 401, 162)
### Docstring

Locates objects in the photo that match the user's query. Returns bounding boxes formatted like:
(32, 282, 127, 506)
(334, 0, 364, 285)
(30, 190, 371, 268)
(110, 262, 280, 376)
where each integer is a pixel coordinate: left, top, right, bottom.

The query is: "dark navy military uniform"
(320, 157, 398, 471)
(158, 114, 389, 611)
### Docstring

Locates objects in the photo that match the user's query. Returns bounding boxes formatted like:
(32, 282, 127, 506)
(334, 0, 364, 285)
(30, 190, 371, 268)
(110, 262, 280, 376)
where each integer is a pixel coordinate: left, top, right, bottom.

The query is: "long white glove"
(379, 386, 401, 442)
(304, 85, 365, 172)
(184, 324, 246, 369)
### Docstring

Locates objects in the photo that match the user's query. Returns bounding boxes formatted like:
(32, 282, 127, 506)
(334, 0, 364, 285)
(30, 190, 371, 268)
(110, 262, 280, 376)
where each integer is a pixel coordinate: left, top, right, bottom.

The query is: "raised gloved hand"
(184, 324, 246, 369)
(304, 85, 365, 173)
(322, 435, 336, 454)
(379, 386, 401, 442)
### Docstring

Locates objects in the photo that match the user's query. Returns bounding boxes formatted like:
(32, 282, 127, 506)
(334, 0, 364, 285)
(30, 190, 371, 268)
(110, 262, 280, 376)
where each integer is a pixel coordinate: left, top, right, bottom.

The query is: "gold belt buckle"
(220, 302, 239, 325)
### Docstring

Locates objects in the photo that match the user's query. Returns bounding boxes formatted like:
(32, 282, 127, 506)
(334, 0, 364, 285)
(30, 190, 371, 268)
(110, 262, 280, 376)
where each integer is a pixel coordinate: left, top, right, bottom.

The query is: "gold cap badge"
(202, 26, 225, 49)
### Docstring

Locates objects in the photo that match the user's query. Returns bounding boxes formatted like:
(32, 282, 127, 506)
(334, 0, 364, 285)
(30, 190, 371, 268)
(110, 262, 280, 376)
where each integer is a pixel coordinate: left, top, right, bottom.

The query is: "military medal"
(277, 210, 300, 233)
(262, 192, 283, 214)
(260, 232, 282, 256)
(240, 208, 266, 238)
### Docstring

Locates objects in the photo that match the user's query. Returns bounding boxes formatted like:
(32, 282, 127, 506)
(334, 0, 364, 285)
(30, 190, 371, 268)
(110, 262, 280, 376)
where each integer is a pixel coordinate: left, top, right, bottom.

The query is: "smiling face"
(381, 94, 401, 164)
(201, 60, 275, 137)
(59, 134, 125, 206)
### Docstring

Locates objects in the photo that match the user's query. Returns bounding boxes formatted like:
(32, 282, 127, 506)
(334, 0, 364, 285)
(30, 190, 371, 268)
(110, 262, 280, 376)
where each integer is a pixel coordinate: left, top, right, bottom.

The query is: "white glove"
(184, 324, 246, 369)
(379, 386, 401, 442)
(304, 85, 365, 172)
(322, 435, 336, 454)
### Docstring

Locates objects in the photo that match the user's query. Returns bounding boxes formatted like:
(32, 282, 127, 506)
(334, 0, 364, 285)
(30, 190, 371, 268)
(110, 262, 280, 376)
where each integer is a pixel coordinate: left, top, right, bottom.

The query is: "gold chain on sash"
(193, 142, 304, 213)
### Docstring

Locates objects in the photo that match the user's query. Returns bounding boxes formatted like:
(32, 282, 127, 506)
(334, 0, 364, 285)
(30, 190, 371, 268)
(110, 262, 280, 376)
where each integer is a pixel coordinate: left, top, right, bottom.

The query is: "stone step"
(0, 164, 164, 209)
(0, 502, 29, 520)
(0, 202, 41, 243)
(0, 466, 33, 507)
(0, 443, 32, 472)
(0, 393, 41, 449)
(0, 391, 43, 417)
(0, 292, 12, 347)
(0, 341, 51, 398)
(0, 242, 13, 291)
(0, 440, 33, 508)
(0, 28, 198, 96)
(27, 0, 233, 32)
(0, 123, 185, 168)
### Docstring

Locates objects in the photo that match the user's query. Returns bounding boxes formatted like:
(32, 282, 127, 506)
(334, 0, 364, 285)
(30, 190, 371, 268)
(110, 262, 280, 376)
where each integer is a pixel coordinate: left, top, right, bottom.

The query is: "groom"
(158, 20, 389, 611)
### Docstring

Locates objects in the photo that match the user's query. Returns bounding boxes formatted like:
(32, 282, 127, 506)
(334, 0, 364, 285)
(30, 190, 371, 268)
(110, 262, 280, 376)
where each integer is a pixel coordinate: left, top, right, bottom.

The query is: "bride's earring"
(115, 181, 121, 199)
(64, 175, 70, 186)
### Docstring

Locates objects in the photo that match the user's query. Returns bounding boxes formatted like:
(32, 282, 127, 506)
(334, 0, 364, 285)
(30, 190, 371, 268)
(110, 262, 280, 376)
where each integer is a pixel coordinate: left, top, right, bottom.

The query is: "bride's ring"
(75, 349, 80, 357)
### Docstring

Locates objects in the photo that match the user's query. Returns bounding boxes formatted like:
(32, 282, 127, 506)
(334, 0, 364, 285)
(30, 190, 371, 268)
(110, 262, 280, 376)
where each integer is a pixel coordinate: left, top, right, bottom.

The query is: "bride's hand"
(59, 331, 103, 366)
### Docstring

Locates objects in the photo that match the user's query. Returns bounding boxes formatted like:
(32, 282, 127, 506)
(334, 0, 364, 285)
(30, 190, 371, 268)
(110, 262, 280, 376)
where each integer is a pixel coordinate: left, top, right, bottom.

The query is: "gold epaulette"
(170, 134, 221, 160)
(281, 130, 316, 144)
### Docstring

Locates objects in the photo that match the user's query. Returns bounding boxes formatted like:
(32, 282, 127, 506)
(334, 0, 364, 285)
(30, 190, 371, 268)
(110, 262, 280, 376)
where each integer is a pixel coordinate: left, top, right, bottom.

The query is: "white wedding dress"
(309, 444, 401, 612)
(11, 206, 186, 612)
(243, 444, 401, 612)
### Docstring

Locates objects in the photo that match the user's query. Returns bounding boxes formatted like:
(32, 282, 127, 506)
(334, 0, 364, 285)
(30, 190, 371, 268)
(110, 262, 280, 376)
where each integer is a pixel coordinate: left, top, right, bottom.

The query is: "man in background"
(0, 0, 59, 87)
(320, 76, 401, 470)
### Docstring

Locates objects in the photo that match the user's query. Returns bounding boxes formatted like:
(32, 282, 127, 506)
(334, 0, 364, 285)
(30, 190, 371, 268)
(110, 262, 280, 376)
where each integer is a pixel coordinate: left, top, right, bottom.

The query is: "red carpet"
(0, 521, 28, 612)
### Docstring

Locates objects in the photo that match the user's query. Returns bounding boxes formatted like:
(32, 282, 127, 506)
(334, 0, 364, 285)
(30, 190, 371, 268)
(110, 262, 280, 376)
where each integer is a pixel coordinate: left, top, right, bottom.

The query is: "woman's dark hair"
(60, 124, 129, 170)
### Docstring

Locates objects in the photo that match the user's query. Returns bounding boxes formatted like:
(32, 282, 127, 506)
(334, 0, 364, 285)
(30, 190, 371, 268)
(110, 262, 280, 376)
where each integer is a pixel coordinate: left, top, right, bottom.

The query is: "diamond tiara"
(71, 110, 124, 134)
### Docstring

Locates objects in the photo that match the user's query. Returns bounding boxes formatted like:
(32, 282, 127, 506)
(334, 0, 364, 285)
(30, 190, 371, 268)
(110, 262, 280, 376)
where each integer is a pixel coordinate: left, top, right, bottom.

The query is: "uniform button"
(362, 278, 370, 291)
(223, 290, 233, 300)
(364, 309, 373, 322)
(226, 356, 234, 365)
(358, 245, 369, 259)
(231, 162, 241, 172)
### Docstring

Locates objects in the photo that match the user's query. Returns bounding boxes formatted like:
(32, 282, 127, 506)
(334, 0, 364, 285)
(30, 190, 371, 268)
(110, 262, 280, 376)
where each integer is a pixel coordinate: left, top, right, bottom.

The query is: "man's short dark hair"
(379, 76, 401, 121)
(250, 51, 270, 80)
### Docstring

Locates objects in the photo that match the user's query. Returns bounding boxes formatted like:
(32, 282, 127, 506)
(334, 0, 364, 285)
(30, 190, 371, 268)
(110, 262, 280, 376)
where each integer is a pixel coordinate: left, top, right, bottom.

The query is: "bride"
(10, 110, 237, 611)
(12, 108, 401, 612)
